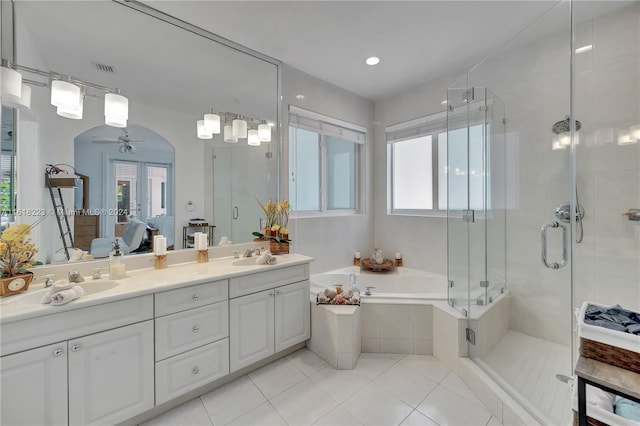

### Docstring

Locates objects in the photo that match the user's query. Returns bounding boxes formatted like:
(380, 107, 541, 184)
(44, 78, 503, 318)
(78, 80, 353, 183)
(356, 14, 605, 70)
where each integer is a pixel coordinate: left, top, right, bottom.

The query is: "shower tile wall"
(573, 2, 640, 312)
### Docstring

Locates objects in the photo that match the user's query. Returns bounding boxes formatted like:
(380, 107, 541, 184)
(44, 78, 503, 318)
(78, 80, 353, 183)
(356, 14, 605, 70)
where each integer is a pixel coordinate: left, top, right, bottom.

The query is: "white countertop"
(0, 253, 313, 324)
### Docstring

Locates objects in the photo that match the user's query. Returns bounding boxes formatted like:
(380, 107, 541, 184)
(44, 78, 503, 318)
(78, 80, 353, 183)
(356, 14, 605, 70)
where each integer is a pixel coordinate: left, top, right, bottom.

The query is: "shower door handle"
(541, 221, 568, 269)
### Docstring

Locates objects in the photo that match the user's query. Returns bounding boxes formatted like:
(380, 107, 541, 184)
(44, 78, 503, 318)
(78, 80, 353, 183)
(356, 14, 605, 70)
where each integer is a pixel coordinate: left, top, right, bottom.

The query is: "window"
(387, 112, 488, 215)
(288, 106, 365, 214)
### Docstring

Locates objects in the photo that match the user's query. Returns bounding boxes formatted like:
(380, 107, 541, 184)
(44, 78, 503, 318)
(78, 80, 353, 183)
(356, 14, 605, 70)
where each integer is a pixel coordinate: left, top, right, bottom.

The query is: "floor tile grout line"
(266, 399, 290, 426)
(197, 395, 216, 426)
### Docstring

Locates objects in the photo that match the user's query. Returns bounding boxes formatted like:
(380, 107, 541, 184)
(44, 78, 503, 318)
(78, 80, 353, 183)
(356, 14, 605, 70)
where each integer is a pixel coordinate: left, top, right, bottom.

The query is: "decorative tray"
(316, 288, 360, 306)
(361, 258, 395, 272)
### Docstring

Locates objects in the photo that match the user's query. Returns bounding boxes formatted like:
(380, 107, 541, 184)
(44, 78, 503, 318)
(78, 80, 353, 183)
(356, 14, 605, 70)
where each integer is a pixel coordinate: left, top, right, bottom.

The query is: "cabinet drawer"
(155, 301, 228, 361)
(229, 264, 309, 298)
(155, 338, 229, 405)
(155, 280, 228, 316)
(1, 295, 154, 357)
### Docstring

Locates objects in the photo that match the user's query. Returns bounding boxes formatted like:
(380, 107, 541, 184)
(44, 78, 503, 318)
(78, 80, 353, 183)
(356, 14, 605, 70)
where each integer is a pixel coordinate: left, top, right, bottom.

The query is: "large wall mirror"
(2, 0, 279, 264)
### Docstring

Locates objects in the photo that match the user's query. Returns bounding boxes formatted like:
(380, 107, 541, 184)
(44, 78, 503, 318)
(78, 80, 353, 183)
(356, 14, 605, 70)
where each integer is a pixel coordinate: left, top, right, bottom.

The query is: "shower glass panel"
(452, 2, 574, 424)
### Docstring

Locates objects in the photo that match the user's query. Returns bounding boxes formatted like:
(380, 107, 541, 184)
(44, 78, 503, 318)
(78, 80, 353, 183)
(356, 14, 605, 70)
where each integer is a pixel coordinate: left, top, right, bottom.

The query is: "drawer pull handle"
(53, 348, 64, 357)
(269, 292, 274, 297)
(192, 326, 200, 333)
(276, 290, 281, 295)
(192, 294, 200, 300)
(192, 367, 200, 375)
(71, 344, 81, 352)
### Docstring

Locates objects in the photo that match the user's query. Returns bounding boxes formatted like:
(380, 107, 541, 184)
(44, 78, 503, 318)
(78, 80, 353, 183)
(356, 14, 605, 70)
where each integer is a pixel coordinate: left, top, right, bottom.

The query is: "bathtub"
(310, 266, 448, 302)
(309, 266, 450, 356)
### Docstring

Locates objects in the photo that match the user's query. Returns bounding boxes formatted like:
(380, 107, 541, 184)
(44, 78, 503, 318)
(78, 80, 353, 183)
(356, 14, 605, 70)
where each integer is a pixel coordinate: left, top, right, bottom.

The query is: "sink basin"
(232, 257, 261, 267)
(1, 280, 120, 307)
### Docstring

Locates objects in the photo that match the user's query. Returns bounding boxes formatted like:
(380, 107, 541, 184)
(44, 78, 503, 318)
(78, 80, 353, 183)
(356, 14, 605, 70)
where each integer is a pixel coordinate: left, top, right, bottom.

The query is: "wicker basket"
(269, 241, 289, 254)
(572, 410, 609, 426)
(580, 337, 640, 374)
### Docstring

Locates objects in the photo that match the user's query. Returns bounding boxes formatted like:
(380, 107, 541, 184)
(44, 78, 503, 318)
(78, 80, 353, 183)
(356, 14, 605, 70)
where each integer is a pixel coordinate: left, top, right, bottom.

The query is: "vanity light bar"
(196, 111, 272, 144)
(1, 58, 129, 127)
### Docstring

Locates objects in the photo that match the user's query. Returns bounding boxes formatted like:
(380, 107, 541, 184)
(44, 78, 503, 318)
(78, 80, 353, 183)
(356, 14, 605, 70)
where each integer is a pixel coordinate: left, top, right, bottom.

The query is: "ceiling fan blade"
(91, 139, 120, 144)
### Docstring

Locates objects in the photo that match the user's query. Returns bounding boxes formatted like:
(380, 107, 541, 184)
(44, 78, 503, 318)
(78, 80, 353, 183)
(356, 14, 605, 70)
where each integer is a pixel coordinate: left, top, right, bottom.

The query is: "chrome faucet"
(37, 274, 55, 287)
(243, 247, 265, 257)
(68, 270, 85, 283)
(92, 268, 109, 280)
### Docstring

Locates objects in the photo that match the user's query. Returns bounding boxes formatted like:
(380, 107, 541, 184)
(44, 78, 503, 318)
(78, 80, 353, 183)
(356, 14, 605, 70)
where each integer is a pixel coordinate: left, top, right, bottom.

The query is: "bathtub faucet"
(365, 286, 376, 296)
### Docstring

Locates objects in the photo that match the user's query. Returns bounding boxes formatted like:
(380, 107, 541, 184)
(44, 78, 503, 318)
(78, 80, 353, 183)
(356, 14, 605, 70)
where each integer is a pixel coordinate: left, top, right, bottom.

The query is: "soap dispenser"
(109, 241, 126, 279)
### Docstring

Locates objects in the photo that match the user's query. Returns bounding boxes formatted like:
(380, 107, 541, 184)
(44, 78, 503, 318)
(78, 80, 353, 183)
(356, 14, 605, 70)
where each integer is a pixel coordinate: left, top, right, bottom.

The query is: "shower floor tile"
(140, 348, 501, 426)
(478, 330, 572, 425)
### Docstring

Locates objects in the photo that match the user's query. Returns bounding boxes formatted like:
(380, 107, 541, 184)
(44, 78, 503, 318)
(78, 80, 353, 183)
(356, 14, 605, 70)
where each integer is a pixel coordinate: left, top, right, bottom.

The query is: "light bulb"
(204, 112, 221, 134)
(224, 124, 237, 143)
(197, 120, 213, 139)
(51, 80, 81, 108)
(232, 117, 247, 139)
(258, 122, 271, 142)
(248, 129, 260, 146)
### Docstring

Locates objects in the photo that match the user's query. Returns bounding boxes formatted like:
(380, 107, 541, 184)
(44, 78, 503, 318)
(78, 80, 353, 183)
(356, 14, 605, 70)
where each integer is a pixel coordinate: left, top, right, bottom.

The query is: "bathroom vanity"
(0, 253, 312, 425)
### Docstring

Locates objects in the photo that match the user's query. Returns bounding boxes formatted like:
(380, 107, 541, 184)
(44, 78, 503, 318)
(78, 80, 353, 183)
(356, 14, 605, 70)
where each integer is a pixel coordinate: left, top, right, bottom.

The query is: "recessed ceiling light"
(575, 45, 593, 54)
(296, 94, 305, 100)
(365, 56, 380, 66)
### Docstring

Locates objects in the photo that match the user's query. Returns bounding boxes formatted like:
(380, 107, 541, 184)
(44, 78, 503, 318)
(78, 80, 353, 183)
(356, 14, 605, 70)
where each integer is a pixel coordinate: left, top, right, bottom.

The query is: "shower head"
(552, 117, 582, 134)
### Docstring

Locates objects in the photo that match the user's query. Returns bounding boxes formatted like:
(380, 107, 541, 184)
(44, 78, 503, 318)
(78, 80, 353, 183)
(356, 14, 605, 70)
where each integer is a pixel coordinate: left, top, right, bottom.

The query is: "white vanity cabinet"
(68, 320, 154, 425)
(154, 280, 230, 404)
(0, 295, 154, 426)
(229, 264, 310, 372)
(1, 342, 69, 426)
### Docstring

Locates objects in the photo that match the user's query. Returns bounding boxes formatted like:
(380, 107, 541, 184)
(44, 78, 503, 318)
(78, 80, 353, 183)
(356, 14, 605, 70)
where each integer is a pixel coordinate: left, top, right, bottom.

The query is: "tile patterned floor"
(141, 349, 500, 426)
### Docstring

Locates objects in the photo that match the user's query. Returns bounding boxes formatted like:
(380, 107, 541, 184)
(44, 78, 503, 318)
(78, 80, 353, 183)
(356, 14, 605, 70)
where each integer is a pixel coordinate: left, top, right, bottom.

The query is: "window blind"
(289, 105, 366, 144)
(385, 111, 447, 144)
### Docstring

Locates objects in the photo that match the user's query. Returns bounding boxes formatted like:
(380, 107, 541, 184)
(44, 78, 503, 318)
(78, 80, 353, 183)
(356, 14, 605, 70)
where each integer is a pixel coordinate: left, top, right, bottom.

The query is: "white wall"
(282, 65, 374, 274)
(373, 73, 462, 276)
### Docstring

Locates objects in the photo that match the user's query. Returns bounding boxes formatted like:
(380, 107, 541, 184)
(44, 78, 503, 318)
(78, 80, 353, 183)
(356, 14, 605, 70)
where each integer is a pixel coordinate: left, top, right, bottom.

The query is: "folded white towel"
(41, 280, 75, 304)
(256, 252, 270, 265)
(50, 286, 85, 306)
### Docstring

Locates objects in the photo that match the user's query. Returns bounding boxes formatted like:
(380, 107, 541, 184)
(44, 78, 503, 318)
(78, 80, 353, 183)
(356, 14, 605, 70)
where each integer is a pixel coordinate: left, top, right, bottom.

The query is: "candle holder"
(197, 249, 209, 263)
(155, 254, 168, 269)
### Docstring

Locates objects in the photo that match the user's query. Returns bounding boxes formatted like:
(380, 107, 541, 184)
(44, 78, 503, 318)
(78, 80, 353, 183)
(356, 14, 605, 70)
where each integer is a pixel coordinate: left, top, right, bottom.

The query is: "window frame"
(288, 106, 365, 218)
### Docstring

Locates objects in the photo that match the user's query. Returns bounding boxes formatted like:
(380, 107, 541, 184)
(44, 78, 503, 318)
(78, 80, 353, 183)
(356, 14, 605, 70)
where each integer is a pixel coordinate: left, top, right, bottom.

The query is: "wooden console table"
(575, 356, 640, 426)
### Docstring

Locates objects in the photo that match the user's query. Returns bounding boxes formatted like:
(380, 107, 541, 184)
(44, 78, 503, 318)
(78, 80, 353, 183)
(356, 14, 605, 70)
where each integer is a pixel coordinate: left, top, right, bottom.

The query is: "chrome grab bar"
(541, 221, 568, 269)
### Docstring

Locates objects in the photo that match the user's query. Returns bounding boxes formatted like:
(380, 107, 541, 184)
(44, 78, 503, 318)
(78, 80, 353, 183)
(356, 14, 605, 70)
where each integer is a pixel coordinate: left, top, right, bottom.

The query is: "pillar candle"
(154, 235, 167, 255)
(193, 232, 202, 249)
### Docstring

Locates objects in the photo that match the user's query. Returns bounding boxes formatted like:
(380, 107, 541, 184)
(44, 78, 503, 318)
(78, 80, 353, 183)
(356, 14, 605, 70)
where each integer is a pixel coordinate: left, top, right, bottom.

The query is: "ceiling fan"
(91, 129, 140, 154)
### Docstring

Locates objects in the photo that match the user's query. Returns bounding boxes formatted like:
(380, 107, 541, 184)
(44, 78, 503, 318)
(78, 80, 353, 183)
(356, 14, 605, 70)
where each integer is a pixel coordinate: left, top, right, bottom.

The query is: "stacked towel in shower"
(41, 280, 85, 306)
(256, 251, 277, 265)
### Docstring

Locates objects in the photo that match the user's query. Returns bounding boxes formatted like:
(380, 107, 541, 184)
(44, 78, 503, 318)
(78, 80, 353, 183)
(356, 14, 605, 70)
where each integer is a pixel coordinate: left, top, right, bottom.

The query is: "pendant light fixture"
(248, 129, 260, 146)
(51, 78, 81, 109)
(1, 61, 23, 99)
(258, 120, 271, 142)
(2, 83, 31, 110)
(223, 124, 238, 143)
(57, 96, 84, 120)
(197, 120, 213, 139)
(232, 115, 248, 139)
(204, 110, 221, 134)
(104, 91, 129, 128)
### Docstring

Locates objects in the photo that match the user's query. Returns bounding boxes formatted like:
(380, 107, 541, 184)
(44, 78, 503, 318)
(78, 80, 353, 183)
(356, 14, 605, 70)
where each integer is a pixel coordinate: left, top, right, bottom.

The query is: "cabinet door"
(1, 342, 68, 426)
(275, 280, 310, 352)
(229, 289, 275, 372)
(68, 321, 154, 425)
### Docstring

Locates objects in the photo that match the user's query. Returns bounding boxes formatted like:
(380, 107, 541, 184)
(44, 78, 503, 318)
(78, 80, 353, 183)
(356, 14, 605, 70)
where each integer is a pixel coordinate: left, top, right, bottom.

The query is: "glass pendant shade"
(2, 83, 31, 110)
(258, 123, 271, 142)
(1, 66, 22, 98)
(248, 129, 260, 146)
(224, 124, 238, 143)
(104, 93, 129, 128)
(232, 117, 247, 139)
(204, 113, 221, 134)
(51, 80, 81, 108)
(57, 96, 83, 119)
(197, 120, 213, 139)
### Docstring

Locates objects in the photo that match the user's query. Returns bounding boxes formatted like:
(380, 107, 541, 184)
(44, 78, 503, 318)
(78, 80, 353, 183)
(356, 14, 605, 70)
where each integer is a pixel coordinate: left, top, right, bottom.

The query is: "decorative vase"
(0, 272, 34, 297)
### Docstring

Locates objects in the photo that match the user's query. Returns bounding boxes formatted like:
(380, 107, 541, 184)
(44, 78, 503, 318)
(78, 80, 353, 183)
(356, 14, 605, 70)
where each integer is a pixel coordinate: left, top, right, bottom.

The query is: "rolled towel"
(256, 252, 270, 265)
(265, 255, 277, 265)
(50, 286, 85, 306)
(41, 280, 75, 304)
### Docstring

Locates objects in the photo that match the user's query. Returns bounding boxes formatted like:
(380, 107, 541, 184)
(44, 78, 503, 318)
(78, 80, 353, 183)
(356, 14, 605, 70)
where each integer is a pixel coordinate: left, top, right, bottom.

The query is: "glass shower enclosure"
(446, 1, 639, 424)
